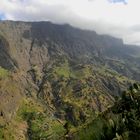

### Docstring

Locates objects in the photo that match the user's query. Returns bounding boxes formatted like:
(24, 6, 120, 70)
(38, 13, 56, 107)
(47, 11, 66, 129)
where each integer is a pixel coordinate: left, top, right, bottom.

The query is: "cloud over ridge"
(0, 0, 140, 45)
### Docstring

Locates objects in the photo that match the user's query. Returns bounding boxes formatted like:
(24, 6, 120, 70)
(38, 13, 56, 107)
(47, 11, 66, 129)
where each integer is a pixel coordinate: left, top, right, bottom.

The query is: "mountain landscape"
(0, 21, 140, 140)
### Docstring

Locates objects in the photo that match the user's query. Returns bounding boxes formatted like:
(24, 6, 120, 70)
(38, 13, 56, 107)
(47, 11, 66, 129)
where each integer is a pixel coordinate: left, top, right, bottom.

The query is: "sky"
(0, 0, 140, 45)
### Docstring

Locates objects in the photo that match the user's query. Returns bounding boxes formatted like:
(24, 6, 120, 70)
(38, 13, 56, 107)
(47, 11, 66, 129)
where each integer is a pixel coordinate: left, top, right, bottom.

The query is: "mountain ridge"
(0, 20, 140, 140)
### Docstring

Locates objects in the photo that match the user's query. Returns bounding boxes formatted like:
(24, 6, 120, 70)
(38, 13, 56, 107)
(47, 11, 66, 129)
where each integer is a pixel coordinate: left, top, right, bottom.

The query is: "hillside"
(0, 21, 140, 140)
(73, 83, 140, 140)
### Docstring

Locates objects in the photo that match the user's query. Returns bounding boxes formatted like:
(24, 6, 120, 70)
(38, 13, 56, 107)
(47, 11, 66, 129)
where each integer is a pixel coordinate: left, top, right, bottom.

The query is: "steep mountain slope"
(73, 83, 140, 140)
(0, 21, 140, 139)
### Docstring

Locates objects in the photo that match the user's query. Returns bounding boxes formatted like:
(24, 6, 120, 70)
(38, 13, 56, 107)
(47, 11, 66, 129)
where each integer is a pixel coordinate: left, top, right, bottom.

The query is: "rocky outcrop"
(0, 21, 140, 76)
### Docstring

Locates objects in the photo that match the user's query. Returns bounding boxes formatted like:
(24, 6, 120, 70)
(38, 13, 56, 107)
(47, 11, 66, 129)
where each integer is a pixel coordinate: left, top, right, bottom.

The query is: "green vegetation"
(0, 56, 135, 140)
(0, 66, 9, 79)
(0, 126, 15, 140)
(73, 83, 140, 140)
(55, 61, 70, 78)
(16, 98, 66, 140)
(40, 56, 135, 137)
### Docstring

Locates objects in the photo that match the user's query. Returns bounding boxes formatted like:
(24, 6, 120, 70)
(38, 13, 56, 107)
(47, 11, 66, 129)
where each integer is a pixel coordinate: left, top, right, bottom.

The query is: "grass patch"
(0, 66, 9, 79)
(16, 98, 66, 140)
(54, 60, 70, 78)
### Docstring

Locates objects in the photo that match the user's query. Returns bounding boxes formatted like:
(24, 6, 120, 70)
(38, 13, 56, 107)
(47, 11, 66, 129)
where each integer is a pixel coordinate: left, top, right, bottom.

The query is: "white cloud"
(0, 0, 140, 45)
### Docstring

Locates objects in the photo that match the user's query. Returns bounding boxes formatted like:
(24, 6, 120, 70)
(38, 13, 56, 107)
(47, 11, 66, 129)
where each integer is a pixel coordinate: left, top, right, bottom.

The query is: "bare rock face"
(0, 77, 22, 123)
(0, 21, 50, 73)
(0, 35, 16, 69)
(0, 21, 139, 77)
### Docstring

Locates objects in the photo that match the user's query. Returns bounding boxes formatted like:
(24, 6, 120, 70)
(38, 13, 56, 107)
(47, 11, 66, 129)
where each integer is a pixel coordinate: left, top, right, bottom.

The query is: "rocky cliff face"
(0, 21, 140, 140)
(0, 21, 139, 74)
